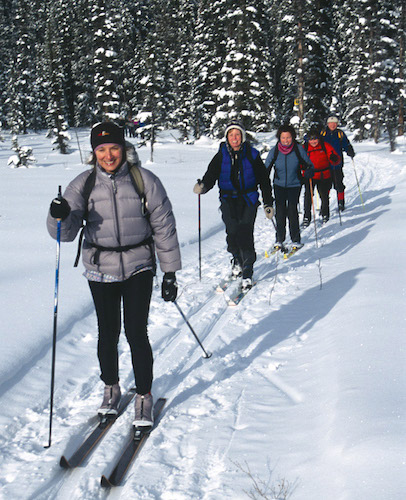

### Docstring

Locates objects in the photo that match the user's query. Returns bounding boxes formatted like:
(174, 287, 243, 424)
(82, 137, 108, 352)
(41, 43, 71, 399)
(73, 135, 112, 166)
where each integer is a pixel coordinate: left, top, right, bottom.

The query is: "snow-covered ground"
(0, 128, 405, 500)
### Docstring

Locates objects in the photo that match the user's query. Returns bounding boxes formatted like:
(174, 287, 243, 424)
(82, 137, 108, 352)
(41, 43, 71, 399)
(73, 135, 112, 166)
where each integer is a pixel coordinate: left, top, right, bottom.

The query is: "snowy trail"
(0, 133, 405, 499)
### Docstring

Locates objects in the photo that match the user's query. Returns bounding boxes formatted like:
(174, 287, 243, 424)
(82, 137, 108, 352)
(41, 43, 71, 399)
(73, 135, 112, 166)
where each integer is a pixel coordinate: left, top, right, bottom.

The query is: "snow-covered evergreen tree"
(8, 135, 36, 168)
(342, 0, 404, 144)
(211, 0, 274, 137)
(6, 0, 43, 133)
(169, 0, 198, 141)
(91, 0, 121, 121)
(192, 0, 228, 137)
(272, 0, 334, 137)
(44, 2, 70, 154)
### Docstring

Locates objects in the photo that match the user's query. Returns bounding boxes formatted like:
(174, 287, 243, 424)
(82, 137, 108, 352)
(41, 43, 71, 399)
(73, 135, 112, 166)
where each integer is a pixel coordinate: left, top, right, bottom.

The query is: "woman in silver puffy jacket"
(47, 122, 181, 428)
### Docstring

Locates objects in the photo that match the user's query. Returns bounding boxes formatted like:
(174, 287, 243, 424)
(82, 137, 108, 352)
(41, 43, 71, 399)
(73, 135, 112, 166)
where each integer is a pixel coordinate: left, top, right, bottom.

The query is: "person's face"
(95, 144, 123, 173)
(280, 132, 293, 146)
(309, 138, 319, 147)
(328, 122, 338, 131)
(227, 129, 242, 151)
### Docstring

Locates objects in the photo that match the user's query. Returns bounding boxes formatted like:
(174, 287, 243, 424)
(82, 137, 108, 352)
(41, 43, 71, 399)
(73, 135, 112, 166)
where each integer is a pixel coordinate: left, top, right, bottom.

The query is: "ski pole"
(332, 169, 342, 226)
(173, 300, 212, 358)
(198, 193, 202, 281)
(309, 179, 319, 248)
(352, 158, 365, 210)
(45, 186, 62, 449)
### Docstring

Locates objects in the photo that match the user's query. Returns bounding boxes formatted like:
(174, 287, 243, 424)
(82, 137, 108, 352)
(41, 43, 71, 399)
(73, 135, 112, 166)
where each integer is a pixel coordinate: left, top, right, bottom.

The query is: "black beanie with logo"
(91, 122, 125, 151)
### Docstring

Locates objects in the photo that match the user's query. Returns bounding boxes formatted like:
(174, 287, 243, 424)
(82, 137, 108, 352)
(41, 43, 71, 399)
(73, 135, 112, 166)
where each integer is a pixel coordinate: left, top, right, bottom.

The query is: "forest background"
(0, 0, 405, 152)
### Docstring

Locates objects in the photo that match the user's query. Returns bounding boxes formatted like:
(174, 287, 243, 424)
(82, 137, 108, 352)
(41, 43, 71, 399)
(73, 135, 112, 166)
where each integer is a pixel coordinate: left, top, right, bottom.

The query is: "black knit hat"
(91, 122, 125, 151)
(308, 126, 320, 140)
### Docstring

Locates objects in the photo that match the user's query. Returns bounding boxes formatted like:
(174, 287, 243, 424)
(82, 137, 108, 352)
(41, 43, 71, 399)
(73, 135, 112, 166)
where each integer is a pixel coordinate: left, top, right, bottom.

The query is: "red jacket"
(302, 142, 340, 180)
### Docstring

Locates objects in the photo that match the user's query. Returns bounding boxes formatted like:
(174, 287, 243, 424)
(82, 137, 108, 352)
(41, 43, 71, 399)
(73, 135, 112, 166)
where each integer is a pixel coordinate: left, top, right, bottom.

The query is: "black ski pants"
(88, 270, 153, 395)
(274, 184, 302, 244)
(303, 178, 332, 220)
(332, 167, 345, 195)
(220, 197, 258, 276)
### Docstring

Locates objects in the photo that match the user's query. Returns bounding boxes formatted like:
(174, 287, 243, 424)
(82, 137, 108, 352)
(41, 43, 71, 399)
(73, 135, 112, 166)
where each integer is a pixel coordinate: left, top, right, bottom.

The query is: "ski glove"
(162, 272, 178, 302)
(330, 153, 340, 163)
(264, 205, 274, 219)
(50, 196, 71, 220)
(303, 167, 314, 179)
(347, 145, 355, 158)
(193, 179, 206, 195)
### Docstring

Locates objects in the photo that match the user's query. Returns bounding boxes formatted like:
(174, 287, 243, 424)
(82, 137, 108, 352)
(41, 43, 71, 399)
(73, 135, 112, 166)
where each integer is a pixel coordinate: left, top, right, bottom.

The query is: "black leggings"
(274, 184, 302, 243)
(89, 271, 153, 394)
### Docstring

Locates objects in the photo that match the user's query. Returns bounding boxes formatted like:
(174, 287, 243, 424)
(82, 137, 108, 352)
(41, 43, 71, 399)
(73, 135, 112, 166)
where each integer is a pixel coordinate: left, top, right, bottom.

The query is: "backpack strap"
(129, 164, 148, 217)
(266, 145, 279, 174)
(74, 168, 97, 267)
(74, 163, 151, 268)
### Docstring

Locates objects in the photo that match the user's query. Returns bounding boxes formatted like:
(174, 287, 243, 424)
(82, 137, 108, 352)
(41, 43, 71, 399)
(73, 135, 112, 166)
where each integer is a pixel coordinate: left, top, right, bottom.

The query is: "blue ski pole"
(45, 186, 62, 448)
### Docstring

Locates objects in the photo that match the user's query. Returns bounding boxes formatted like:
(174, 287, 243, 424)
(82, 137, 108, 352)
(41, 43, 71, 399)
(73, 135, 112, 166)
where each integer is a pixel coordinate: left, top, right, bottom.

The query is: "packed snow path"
(0, 131, 405, 499)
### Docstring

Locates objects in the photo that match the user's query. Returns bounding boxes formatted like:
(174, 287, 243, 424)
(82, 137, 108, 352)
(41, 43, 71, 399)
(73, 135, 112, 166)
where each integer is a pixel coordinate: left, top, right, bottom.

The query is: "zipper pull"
(110, 175, 117, 193)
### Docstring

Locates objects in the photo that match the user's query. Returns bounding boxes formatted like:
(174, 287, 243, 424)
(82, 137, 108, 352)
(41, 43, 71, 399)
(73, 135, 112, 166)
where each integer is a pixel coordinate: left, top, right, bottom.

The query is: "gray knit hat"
(224, 120, 246, 143)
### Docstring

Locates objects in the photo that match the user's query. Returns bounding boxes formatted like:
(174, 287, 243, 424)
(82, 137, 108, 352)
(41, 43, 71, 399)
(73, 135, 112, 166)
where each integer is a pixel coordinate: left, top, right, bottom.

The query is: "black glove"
(347, 145, 355, 158)
(304, 167, 314, 179)
(50, 196, 71, 220)
(330, 153, 339, 163)
(162, 272, 178, 302)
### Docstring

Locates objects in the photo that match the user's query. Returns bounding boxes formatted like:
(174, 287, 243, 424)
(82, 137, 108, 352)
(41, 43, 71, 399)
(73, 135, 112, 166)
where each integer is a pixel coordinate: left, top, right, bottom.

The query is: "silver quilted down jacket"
(47, 159, 181, 280)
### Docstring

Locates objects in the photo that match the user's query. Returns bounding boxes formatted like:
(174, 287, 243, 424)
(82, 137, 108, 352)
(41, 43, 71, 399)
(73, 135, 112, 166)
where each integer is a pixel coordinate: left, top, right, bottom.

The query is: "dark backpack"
(74, 163, 151, 267)
(267, 142, 306, 182)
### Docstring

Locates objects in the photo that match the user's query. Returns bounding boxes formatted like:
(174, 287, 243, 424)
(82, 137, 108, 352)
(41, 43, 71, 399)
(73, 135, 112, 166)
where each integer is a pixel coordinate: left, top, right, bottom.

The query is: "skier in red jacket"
(302, 127, 341, 225)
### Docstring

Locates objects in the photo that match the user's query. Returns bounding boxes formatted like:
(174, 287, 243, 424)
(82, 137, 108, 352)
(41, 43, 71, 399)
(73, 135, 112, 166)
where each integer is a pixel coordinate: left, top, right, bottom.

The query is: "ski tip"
(101, 474, 114, 488)
(265, 251, 269, 258)
(59, 456, 71, 469)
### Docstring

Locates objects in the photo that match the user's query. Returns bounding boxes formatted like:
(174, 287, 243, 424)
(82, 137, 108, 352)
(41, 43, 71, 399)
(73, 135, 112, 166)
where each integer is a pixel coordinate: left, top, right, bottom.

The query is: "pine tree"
(272, 0, 334, 137)
(0, 0, 13, 127)
(91, 0, 122, 121)
(6, 0, 43, 133)
(342, 0, 404, 144)
(211, 0, 274, 137)
(192, 0, 228, 137)
(44, 1, 70, 154)
(169, 0, 198, 142)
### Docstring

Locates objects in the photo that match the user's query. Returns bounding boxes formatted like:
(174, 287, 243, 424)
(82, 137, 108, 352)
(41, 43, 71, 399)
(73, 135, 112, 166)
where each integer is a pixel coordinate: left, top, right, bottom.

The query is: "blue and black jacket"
(201, 142, 273, 207)
(320, 128, 355, 169)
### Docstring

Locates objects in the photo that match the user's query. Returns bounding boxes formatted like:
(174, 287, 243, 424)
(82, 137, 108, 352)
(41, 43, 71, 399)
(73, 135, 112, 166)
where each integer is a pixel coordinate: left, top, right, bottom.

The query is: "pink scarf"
(278, 142, 294, 155)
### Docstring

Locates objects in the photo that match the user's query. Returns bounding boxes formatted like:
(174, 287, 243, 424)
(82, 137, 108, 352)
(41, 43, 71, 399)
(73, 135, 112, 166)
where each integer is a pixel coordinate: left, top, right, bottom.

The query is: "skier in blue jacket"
(265, 124, 314, 251)
(193, 120, 273, 290)
(320, 116, 355, 211)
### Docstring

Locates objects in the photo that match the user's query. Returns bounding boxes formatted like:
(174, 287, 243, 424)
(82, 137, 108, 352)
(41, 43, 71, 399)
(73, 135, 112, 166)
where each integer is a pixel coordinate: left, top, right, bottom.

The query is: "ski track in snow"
(0, 132, 405, 499)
